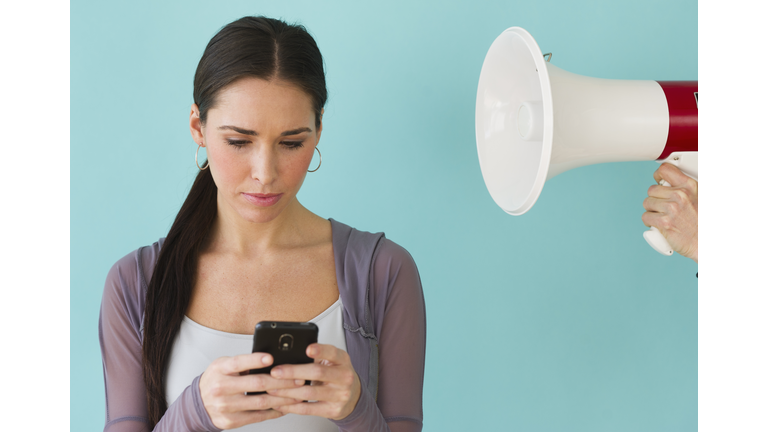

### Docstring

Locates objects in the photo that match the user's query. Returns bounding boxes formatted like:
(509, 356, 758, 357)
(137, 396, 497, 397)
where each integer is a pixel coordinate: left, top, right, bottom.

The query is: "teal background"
(71, 1, 697, 430)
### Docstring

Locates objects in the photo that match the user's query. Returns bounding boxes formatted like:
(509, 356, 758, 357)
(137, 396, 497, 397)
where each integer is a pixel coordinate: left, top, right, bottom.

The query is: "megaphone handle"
(643, 178, 675, 255)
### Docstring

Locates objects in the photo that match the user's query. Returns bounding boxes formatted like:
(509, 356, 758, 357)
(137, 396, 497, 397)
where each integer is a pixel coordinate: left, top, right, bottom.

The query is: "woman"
(99, 16, 426, 432)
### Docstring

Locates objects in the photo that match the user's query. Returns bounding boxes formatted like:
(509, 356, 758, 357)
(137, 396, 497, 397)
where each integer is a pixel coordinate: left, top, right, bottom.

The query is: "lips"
(242, 192, 283, 207)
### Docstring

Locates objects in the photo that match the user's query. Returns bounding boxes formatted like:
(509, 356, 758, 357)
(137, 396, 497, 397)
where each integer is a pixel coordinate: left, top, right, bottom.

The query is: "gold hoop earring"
(307, 147, 322, 172)
(195, 144, 209, 170)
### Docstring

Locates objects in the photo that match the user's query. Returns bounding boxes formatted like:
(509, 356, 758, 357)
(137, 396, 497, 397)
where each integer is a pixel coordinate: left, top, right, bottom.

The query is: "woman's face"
(191, 77, 321, 225)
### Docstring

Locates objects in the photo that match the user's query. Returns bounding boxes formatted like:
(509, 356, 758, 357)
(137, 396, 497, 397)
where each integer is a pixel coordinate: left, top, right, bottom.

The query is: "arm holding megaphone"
(642, 154, 698, 261)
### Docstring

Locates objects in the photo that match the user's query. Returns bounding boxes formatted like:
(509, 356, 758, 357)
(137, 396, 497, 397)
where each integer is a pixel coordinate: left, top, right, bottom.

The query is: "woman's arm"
(339, 239, 427, 432)
(99, 250, 220, 432)
(100, 248, 304, 431)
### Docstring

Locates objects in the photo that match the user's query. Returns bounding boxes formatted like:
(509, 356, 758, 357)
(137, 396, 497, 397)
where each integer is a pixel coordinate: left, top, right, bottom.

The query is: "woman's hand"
(642, 162, 698, 262)
(267, 344, 362, 420)
(199, 353, 305, 430)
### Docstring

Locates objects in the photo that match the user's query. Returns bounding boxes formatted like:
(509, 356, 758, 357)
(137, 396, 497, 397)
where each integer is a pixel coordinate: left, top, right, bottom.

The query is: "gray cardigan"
(99, 219, 426, 432)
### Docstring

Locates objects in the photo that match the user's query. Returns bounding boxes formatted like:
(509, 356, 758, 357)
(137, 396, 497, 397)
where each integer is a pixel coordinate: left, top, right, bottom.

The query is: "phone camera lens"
(278, 334, 294, 351)
(270, 323, 276, 328)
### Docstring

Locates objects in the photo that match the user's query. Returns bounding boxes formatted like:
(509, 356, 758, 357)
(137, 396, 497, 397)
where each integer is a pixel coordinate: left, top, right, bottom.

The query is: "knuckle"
(287, 402, 304, 414)
(340, 389, 352, 401)
(659, 216, 673, 230)
(208, 403, 221, 415)
(662, 162, 677, 173)
(210, 381, 225, 397)
(225, 356, 238, 372)
(220, 418, 236, 430)
(252, 374, 266, 389)
(341, 371, 354, 387)
(679, 190, 693, 205)
(332, 405, 344, 418)
(297, 404, 310, 415)
(217, 400, 234, 414)
(211, 357, 226, 371)
(309, 364, 324, 379)
(252, 396, 267, 410)
(642, 197, 652, 210)
(667, 202, 680, 217)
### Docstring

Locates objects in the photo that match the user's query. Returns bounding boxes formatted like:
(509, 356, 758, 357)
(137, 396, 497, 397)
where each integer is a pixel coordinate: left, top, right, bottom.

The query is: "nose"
(251, 145, 278, 185)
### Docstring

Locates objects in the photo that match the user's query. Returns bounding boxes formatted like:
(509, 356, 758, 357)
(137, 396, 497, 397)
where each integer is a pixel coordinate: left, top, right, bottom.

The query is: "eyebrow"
(217, 125, 312, 136)
(280, 127, 313, 136)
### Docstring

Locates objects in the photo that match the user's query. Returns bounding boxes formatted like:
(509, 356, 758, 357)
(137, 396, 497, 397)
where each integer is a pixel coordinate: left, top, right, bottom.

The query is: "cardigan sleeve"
(333, 238, 427, 432)
(99, 247, 221, 432)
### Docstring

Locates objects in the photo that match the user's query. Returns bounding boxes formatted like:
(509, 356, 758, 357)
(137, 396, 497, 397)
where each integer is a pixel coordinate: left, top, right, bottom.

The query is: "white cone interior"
(476, 27, 670, 216)
(475, 27, 553, 215)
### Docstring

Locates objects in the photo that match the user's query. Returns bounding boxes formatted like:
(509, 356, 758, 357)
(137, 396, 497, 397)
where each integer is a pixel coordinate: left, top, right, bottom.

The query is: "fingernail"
(308, 346, 316, 356)
(272, 367, 282, 377)
(295, 379, 304, 386)
(262, 354, 273, 365)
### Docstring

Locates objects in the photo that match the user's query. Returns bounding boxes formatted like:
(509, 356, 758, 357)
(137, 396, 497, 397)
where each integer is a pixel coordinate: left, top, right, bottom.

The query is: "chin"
(241, 196, 295, 223)
(238, 208, 283, 225)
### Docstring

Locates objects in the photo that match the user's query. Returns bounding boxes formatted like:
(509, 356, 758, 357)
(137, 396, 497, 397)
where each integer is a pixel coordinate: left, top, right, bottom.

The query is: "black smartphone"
(247, 321, 319, 395)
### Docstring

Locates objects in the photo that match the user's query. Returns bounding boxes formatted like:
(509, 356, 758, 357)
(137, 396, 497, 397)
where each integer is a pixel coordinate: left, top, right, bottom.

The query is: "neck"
(207, 193, 319, 256)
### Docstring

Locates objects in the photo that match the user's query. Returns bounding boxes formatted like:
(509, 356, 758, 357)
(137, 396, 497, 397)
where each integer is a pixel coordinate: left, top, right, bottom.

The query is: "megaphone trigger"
(643, 227, 674, 256)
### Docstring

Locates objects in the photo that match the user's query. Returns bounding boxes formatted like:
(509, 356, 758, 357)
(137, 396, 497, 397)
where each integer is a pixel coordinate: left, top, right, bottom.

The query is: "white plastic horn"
(475, 27, 698, 256)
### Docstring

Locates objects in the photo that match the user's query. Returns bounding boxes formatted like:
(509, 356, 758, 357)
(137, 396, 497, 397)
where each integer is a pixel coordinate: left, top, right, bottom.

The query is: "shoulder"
(370, 237, 421, 299)
(330, 218, 418, 271)
(330, 219, 384, 252)
(104, 239, 165, 292)
(372, 237, 417, 269)
(101, 239, 165, 326)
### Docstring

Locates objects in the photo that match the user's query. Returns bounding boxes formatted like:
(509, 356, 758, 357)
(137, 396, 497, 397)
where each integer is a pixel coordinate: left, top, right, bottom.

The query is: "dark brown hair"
(141, 16, 327, 427)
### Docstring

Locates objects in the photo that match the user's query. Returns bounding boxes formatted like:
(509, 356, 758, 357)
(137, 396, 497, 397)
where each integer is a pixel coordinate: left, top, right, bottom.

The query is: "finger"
(276, 401, 349, 420)
(272, 362, 350, 384)
(653, 163, 688, 187)
(268, 382, 342, 403)
(216, 352, 274, 375)
(642, 196, 670, 213)
(646, 185, 695, 214)
(646, 183, 675, 200)
(641, 210, 667, 230)
(223, 393, 304, 412)
(306, 344, 350, 365)
(225, 372, 306, 395)
(275, 401, 328, 416)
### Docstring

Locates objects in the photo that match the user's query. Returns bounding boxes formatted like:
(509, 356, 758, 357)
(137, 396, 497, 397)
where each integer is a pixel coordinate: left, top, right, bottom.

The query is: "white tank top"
(165, 298, 347, 431)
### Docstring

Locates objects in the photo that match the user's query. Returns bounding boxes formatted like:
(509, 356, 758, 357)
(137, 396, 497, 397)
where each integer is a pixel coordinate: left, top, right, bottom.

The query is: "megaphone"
(475, 27, 697, 256)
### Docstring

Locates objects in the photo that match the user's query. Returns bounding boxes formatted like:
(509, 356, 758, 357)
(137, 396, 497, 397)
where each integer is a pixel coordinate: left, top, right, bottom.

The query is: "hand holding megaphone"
(642, 156, 698, 261)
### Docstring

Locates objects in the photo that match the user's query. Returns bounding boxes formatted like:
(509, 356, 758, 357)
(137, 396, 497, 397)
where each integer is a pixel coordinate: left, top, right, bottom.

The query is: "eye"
(281, 141, 305, 150)
(227, 139, 249, 148)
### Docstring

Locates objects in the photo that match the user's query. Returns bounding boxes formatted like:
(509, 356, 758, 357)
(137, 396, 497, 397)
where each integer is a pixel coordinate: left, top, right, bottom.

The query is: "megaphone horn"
(475, 27, 697, 255)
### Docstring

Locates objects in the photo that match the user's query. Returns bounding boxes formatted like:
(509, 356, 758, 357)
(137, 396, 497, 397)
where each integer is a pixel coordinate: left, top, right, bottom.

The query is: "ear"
(190, 104, 204, 145)
(316, 109, 324, 144)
